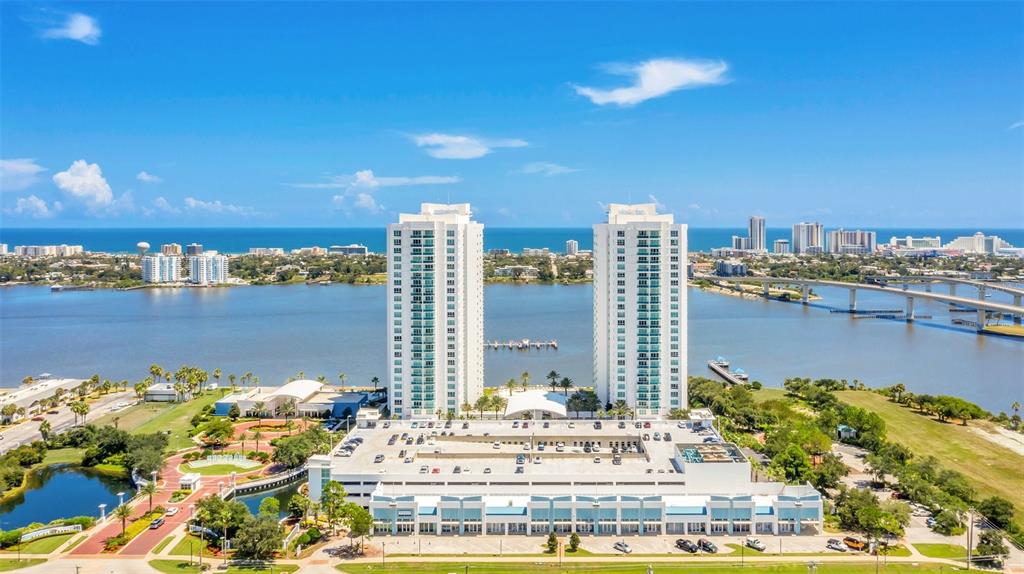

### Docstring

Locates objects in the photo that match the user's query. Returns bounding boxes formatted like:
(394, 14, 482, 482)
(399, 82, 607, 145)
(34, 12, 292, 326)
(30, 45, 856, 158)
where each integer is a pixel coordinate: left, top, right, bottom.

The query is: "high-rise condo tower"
(593, 203, 688, 418)
(387, 203, 484, 419)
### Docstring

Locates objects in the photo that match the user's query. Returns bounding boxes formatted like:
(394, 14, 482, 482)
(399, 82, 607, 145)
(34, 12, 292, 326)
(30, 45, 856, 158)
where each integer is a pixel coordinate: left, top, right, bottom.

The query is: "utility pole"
(967, 508, 974, 570)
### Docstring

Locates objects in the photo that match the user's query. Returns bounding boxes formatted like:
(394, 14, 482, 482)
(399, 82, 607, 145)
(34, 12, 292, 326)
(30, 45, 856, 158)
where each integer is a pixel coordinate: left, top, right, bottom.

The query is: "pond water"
(0, 464, 133, 529)
(236, 482, 301, 519)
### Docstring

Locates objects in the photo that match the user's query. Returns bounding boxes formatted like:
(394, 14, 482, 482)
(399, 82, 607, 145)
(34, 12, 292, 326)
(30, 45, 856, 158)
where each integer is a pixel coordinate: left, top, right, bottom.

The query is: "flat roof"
(330, 419, 735, 483)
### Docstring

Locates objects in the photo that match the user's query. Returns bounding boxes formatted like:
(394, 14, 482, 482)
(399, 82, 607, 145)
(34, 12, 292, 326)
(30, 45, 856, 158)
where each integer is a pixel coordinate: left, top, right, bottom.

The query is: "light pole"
(98, 503, 107, 521)
(967, 508, 974, 570)
(117, 491, 126, 506)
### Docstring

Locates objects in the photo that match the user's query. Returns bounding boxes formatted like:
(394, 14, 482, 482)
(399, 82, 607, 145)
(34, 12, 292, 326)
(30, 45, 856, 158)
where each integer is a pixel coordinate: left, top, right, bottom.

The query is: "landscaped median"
(0, 559, 46, 572)
(104, 508, 165, 552)
(149, 560, 298, 574)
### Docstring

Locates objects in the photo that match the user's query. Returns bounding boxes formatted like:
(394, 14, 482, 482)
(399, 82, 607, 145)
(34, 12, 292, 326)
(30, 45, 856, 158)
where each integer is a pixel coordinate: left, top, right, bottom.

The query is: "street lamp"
(116, 491, 125, 506)
(98, 503, 107, 521)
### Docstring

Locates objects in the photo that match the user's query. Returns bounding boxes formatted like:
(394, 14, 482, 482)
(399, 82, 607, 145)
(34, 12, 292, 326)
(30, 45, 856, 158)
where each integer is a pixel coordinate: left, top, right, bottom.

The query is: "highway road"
(0, 391, 137, 454)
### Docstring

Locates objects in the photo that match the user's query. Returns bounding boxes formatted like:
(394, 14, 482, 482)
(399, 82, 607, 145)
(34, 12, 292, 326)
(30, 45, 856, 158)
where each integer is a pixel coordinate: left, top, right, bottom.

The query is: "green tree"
(975, 530, 1009, 567)
(320, 481, 348, 534)
(546, 371, 560, 392)
(976, 496, 1014, 529)
(288, 493, 311, 518)
(259, 497, 281, 516)
(558, 377, 574, 396)
(931, 509, 964, 535)
(227, 403, 241, 420)
(474, 395, 491, 420)
(112, 504, 133, 536)
(233, 514, 284, 561)
(520, 371, 531, 391)
(491, 396, 507, 418)
(38, 420, 51, 441)
(203, 419, 235, 446)
(546, 531, 558, 553)
(568, 532, 580, 552)
(344, 502, 373, 552)
(770, 444, 812, 483)
(141, 481, 158, 512)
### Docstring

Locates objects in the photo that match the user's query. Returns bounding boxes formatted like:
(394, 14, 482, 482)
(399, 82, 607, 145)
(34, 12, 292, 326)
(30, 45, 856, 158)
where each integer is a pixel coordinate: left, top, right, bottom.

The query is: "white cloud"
(184, 197, 256, 216)
(0, 158, 46, 191)
(353, 192, 382, 213)
(1010, 121, 1024, 130)
(136, 171, 163, 183)
(514, 162, 580, 177)
(648, 194, 667, 212)
(52, 158, 117, 212)
(573, 58, 728, 106)
(41, 13, 101, 45)
(5, 195, 57, 218)
(496, 207, 513, 217)
(152, 196, 180, 214)
(412, 133, 527, 160)
(288, 169, 461, 190)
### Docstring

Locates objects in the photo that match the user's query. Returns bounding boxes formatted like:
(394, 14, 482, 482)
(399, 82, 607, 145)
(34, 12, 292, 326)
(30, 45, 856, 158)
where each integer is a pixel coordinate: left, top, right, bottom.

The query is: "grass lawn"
(149, 560, 298, 574)
(836, 391, 1024, 518)
(913, 543, 968, 560)
(40, 448, 85, 465)
(63, 536, 86, 553)
(0, 559, 46, 572)
(179, 462, 262, 476)
(337, 563, 955, 574)
(153, 535, 176, 555)
(170, 534, 217, 558)
(0, 534, 74, 554)
(93, 392, 225, 451)
(750, 388, 789, 403)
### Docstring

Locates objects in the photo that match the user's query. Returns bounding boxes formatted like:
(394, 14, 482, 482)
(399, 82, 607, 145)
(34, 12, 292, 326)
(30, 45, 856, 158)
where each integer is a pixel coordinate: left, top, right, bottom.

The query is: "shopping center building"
(307, 412, 823, 537)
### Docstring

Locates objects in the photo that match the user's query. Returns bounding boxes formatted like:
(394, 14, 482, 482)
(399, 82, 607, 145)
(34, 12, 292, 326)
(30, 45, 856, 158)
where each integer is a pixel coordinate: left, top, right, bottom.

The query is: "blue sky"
(1, 2, 1021, 228)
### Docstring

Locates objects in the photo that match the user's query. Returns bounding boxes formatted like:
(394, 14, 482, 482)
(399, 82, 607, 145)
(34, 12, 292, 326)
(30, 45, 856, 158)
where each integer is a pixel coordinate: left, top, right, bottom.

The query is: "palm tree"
(21, 375, 34, 387)
(253, 430, 264, 453)
(506, 378, 517, 396)
(338, 372, 347, 387)
(39, 420, 51, 440)
(474, 395, 491, 420)
(371, 377, 380, 393)
(546, 370, 560, 392)
(70, 400, 89, 425)
(212, 368, 222, 387)
(1012, 401, 1021, 418)
(228, 374, 237, 393)
(460, 402, 473, 418)
(141, 481, 158, 512)
(558, 377, 574, 396)
(892, 383, 906, 403)
(254, 401, 266, 421)
(113, 504, 133, 535)
(281, 399, 297, 431)
(134, 380, 149, 400)
(297, 370, 305, 380)
(1, 404, 16, 423)
(491, 396, 508, 419)
(149, 364, 164, 383)
(239, 432, 248, 453)
(317, 375, 327, 383)
(520, 371, 531, 391)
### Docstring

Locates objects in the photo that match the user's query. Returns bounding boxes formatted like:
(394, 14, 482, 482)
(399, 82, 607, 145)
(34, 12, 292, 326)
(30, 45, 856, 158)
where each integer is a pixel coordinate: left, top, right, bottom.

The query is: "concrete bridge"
(695, 274, 1024, 331)
(220, 465, 308, 500)
(864, 275, 1024, 302)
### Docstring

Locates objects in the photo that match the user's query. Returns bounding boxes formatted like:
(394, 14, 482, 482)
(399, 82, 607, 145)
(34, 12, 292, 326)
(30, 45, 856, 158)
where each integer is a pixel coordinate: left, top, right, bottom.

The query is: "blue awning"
(418, 506, 437, 516)
(665, 506, 707, 516)
(486, 506, 527, 516)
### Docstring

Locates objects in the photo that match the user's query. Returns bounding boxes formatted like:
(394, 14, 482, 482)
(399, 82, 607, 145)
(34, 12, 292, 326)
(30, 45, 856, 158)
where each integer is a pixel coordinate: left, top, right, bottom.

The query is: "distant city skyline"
(1, 2, 1022, 228)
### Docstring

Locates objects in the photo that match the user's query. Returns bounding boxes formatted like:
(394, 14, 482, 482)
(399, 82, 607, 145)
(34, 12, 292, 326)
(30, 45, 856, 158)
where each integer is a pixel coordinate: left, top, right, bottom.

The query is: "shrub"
(307, 527, 321, 543)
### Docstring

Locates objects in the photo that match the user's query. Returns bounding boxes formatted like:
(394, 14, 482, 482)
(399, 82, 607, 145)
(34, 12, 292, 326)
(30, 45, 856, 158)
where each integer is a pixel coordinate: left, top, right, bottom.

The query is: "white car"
(613, 541, 632, 554)
(165, 507, 179, 516)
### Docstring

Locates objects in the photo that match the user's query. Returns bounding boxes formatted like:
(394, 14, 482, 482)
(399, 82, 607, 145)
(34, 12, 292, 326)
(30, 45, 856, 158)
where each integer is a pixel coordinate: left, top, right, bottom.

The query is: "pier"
(485, 339, 558, 351)
(707, 358, 750, 385)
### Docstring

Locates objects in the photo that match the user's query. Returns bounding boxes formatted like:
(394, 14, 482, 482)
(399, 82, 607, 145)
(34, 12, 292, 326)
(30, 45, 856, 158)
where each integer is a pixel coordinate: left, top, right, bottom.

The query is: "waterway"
(1, 284, 1020, 412)
(236, 483, 300, 519)
(0, 465, 133, 528)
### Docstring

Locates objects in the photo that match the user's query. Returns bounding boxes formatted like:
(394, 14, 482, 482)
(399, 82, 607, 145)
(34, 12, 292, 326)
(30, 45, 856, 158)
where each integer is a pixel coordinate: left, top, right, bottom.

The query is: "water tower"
(136, 241, 150, 257)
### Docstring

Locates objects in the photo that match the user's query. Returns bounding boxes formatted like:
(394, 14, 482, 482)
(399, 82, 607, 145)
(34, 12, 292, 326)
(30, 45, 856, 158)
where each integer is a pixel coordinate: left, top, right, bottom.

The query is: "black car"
(698, 538, 718, 553)
(675, 539, 698, 553)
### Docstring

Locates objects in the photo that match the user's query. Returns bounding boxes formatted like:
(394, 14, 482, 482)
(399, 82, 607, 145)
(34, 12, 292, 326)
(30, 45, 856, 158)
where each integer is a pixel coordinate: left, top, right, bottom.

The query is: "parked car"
(515, 466, 525, 474)
(483, 467, 492, 474)
(149, 518, 165, 529)
(926, 516, 937, 528)
(431, 467, 440, 474)
(675, 539, 698, 553)
(745, 537, 766, 551)
(613, 541, 632, 554)
(826, 539, 847, 552)
(843, 536, 866, 551)
(419, 465, 429, 474)
(698, 538, 717, 553)
(374, 454, 385, 463)
(593, 457, 601, 463)
(165, 507, 179, 516)
(493, 441, 501, 449)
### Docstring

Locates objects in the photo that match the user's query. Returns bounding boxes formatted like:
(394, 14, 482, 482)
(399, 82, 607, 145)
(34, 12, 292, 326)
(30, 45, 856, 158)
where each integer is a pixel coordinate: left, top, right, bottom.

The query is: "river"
(0, 284, 1020, 413)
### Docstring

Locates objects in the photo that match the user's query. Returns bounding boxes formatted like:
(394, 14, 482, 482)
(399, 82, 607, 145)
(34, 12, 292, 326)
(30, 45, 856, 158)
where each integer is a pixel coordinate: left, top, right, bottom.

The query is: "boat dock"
(485, 339, 558, 351)
(707, 358, 749, 385)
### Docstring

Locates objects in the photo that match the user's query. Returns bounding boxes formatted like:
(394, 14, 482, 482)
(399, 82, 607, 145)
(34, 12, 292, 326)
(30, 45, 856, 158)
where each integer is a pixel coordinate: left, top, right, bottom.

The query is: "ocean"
(2, 227, 1021, 254)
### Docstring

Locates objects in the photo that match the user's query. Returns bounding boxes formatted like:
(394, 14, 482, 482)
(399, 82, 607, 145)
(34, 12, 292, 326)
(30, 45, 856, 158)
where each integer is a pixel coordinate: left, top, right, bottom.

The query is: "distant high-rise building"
(13, 245, 83, 257)
(0, 244, 7, 255)
(748, 216, 766, 252)
(248, 247, 285, 256)
(328, 244, 370, 256)
(943, 232, 1013, 254)
(731, 235, 751, 250)
(565, 239, 579, 256)
(387, 203, 484, 419)
(160, 243, 183, 256)
(142, 254, 182, 283)
(773, 239, 791, 254)
(888, 236, 941, 249)
(594, 203, 687, 418)
(827, 229, 877, 254)
(715, 259, 747, 277)
(186, 243, 204, 256)
(188, 251, 229, 284)
(792, 222, 824, 254)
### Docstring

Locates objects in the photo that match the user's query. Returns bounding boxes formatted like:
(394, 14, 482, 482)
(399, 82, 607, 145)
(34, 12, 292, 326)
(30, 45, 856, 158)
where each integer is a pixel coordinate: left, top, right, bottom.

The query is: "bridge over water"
(695, 274, 1024, 332)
